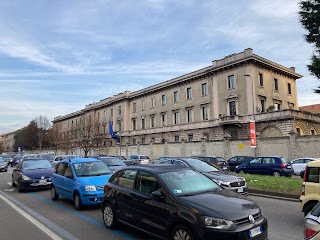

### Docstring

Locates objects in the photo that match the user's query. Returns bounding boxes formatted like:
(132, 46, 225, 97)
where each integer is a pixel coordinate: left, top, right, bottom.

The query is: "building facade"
(53, 48, 320, 154)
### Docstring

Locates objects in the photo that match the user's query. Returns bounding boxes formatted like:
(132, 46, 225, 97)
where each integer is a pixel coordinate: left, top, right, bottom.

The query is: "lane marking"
(30, 193, 136, 239)
(0, 192, 63, 240)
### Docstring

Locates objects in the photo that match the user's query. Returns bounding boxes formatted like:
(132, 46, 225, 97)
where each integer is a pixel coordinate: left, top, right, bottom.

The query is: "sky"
(1, 0, 320, 134)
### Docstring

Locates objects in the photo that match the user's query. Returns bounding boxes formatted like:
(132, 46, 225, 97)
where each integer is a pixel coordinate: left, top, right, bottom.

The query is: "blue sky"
(1, 0, 320, 134)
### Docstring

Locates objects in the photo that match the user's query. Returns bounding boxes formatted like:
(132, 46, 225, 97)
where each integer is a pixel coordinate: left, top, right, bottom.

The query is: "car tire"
(304, 202, 317, 216)
(12, 179, 16, 187)
(51, 186, 59, 200)
(239, 170, 245, 174)
(17, 181, 23, 192)
(171, 225, 196, 240)
(74, 192, 83, 210)
(272, 171, 281, 177)
(102, 203, 117, 229)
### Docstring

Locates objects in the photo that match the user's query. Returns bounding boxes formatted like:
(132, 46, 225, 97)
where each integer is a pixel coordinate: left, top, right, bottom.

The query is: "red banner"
(250, 120, 256, 148)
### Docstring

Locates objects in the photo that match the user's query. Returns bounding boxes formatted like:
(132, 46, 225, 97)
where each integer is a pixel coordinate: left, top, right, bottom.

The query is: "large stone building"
(53, 48, 320, 154)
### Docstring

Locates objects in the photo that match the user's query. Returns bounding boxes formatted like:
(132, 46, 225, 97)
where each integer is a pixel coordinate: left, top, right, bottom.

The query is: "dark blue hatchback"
(12, 158, 54, 192)
(235, 156, 294, 177)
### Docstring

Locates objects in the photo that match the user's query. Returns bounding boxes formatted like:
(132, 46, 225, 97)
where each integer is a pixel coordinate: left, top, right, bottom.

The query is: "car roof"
(118, 164, 188, 174)
(307, 160, 320, 167)
(22, 158, 48, 161)
(60, 157, 102, 163)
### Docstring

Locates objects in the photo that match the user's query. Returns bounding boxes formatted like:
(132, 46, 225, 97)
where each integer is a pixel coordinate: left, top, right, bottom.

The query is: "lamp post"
(244, 74, 257, 158)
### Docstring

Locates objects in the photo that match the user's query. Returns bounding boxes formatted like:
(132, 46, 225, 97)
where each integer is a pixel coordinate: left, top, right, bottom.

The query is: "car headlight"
(21, 175, 32, 180)
(214, 180, 231, 187)
(235, 165, 239, 169)
(204, 216, 236, 230)
(85, 185, 96, 191)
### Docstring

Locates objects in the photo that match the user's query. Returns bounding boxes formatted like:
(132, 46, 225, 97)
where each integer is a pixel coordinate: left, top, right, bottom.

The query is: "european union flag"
(109, 119, 119, 142)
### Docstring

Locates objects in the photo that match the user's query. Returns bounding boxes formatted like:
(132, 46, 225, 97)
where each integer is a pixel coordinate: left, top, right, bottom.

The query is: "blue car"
(12, 158, 54, 192)
(235, 156, 294, 177)
(51, 158, 112, 210)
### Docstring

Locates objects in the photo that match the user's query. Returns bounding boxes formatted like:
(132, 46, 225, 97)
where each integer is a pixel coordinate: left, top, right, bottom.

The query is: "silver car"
(124, 155, 150, 165)
(305, 201, 320, 239)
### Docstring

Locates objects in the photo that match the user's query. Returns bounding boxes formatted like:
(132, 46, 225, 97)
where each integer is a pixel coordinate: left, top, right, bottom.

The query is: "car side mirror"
(151, 191, 164, 199)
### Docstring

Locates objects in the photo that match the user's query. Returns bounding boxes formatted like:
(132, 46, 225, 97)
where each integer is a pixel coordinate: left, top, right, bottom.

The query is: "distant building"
(52, 48, 320, 151)
(299, 104, 320, 114)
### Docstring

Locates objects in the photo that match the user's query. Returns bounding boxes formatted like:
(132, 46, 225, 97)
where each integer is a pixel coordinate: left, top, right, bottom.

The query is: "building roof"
(299, 104, 320, 114)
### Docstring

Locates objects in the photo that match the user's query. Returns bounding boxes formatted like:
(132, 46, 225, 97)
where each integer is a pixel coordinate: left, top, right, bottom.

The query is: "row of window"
(229, 74, 292, 94)
(133, 83, 208, 112)
(132, 106, 209, 130)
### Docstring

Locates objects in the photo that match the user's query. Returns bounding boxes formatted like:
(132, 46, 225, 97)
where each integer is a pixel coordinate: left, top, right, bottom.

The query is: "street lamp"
(244, 74, 257, 158)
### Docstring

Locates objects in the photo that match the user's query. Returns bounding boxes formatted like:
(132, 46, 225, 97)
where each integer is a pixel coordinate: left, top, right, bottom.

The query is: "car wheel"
(17, 181, 23, 192)
(304, 202, 317, 216)
(273, 171, 281, 177)
(239, 170, 245, 174)
(102, 203, 117, 229)
(51, 186, 59, 200)
(74, 193, 83, 210)
(171, 225, 196, 240)
(12, 179, 16, 187)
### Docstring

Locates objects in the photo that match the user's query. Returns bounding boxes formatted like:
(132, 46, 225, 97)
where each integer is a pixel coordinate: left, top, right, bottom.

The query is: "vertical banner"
(250, 120, 256, 148)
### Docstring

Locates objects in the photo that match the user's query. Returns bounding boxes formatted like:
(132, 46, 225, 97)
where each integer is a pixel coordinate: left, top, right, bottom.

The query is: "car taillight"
(305, 226, 318, 239)
(216, 162, 221, 165)
(304, 166, 308, 182)
(301, 182, 305, 196)
(280, 163, 285, 168)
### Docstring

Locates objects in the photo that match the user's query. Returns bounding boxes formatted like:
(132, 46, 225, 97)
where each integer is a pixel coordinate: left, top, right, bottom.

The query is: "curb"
(248, 189, 300, 202)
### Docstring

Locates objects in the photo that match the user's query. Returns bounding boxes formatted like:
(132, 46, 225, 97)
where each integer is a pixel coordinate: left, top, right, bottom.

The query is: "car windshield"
(159, 169, 221, 196)
(185, 158, 219, 172)
(22, 160, 53, 169)
(100, 157, 125, 166)
(73, 161, 112, 177)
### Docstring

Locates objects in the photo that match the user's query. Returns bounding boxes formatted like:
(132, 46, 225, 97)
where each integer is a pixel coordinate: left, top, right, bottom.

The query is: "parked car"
(235, 156, 294, 177)
(51, 158, 112, 210)
(1, 155, 13, 166)
(300, 160, 320, 215)
(291, 158, 320, 175)
(101, 164, 268, 240)
(154, 157, 248, 194)
(11, 155, 23, 167)
(52, 155, 80, 166)
(12, 158, 54, 192)
(228, 156, 255, 171)
(21, 154, 39, 159)
(304, 201, 320, 239)
(36, 153, 56, 163)
(92, 156, 126, 172)
(124, 155, 150, 165)
(0, 157, 8, 172)
(192, 156, 230, 171)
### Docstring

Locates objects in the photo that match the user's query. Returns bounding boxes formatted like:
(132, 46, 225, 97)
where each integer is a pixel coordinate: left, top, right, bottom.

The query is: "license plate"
(39, 180, 47, 184)
(249, 226, 262, 238)
(287, 166, 292, 168)
(237, 188, 244, 193)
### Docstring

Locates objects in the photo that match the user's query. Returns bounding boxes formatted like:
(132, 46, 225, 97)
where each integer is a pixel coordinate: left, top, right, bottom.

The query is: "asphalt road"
(0, 166, 305, 240)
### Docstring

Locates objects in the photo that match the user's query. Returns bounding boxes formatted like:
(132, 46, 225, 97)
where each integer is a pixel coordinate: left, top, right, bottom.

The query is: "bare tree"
(75, 118, 103, 157)
(0, 141, 4, 154)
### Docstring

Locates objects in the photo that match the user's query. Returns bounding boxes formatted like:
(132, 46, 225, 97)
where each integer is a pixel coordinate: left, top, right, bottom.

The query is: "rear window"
(280, 157, 290, 163)
(140, 156, 149, 159)
(306, 167, 320, 183)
